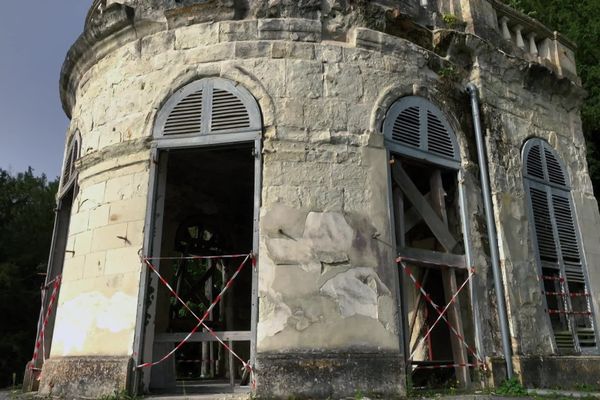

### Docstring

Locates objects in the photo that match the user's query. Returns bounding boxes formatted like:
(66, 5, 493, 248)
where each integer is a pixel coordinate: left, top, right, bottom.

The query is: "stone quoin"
(24, 0, 600, 398)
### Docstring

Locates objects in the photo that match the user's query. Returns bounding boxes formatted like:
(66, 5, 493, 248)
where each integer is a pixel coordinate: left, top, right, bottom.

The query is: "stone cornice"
(60, 1, 582, 118)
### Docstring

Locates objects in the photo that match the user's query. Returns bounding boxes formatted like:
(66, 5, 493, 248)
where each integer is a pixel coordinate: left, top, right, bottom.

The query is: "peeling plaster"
(52, 292, 137, 356)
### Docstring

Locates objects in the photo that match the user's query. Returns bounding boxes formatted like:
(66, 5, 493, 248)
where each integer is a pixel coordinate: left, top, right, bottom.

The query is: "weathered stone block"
(330, 61, 362, 97)
(78, 182, 106, 211)
(279, 98, 305, 127)
(255, 351, 404, 399)
(89, 205, 110, 229)
(62, 256, 85, 282)
(234, 40, 272, 58)
(69, 211, 90, 235)
(108, 198, 147, 224)
(141, 31, 175, 57)
(90, 223, 128, 252)
(287, 42, 316, 59)
(220, 20, 258, 42)
(189, 42, 235, 63)
(83, 251, 106, 279)
(258, 18, 290, 40)
(105, 247, 141, 275)
(39, 356, 132, 399)
(285, 59, 323, 99)
(73, 230, 94, 256)
(288, 18, 322, 42)
(303, 99, 347, 130)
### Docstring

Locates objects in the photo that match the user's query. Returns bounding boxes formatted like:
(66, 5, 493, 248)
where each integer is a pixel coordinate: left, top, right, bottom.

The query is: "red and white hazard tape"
(138, 253, 255, 388)
(545, 291, 590, 298)
(177, 359, 215, 363)
(30, 275, 62, 369)
(542, 275, 565, 282)
(397, 255, 467, 270)
(143, 253, 251, 261)
(412, 362, 484, 371)
(547, 309, 592, 316)
(397, 258, 484, 367)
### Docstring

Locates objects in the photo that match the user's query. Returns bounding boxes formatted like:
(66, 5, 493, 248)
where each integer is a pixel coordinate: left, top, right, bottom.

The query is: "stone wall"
(471, 42, 600, 356)
(39, 0, 600, 397)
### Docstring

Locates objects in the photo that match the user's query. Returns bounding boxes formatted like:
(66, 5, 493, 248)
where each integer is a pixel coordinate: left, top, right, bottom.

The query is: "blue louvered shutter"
(155, 78, 261, 138)
(383, 96, 460, 169)
(524, 138, 597, 352)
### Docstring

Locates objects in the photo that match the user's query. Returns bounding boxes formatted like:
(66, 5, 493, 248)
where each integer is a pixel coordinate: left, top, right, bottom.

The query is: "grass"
(442, 13, 459, 28)
(97, 390, 139, 400)
(494, 377, 529, 396)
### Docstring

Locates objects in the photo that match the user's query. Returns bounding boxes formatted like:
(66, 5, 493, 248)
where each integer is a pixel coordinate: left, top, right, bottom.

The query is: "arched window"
(385, 96, 476, 386)
(383, 96, 461, 170)
(154, 78, 262, 139)
(523, 138, 597, 352)
(59, 131, 81, 198)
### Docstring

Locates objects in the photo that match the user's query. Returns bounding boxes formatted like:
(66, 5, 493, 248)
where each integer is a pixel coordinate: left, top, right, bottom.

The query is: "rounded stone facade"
(33, 0, 600, 398)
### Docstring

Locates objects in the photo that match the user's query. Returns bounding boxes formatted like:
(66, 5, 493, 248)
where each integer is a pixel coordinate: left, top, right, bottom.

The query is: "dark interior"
(150, 144, 255, 393)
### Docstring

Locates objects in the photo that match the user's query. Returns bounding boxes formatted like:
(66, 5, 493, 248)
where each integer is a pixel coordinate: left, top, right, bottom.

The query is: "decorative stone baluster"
(514, 25, 525, 49)
(528, 33, 538, 56)
(500, 17, 511, 41)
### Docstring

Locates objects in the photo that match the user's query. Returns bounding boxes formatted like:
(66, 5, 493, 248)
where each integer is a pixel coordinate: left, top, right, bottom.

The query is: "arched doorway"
(138, 78, 262, 395)
(384, 96, 480, 388)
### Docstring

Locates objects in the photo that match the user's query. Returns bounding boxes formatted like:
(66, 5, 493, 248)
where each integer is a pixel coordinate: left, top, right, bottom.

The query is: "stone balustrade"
(489, 0, 578, 81)
(86, 0, 106, 28)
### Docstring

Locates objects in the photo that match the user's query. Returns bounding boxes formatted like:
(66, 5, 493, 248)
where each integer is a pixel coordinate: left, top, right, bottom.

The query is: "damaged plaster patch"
(52, 292, 137, 356)
(266, 238, 315, 265)
(378, 294, 397, 334)
(304, 212, 354, 263)
(257, 293, 292, 343)
(262, 204, 309, 239)
(320, 267, 391, 319)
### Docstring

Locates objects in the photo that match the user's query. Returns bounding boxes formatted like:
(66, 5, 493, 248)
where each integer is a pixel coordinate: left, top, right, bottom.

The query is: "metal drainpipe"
(466, 83, 514, 379)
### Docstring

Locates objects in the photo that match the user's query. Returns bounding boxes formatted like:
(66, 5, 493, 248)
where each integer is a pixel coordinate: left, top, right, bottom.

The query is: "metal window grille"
(383, 96, 461, 170)
(523, 138, 597, 352)
(154, 78, 262, 139)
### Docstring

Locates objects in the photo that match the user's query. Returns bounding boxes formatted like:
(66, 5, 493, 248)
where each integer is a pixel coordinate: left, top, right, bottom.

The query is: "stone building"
(26, 0, 600, 398)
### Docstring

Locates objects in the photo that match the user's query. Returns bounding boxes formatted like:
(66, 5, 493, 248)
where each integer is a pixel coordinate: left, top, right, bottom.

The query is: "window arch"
(59, 131, 81, 198)
(153, 77, 262, 139)
(523, 138, 597, 352)
(383, 96, 461, 169)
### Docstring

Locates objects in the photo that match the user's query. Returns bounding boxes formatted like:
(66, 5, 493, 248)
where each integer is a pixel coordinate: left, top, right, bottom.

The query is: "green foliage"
(442, 13, 459, 28)
(503, 0, 600, 199)
(0, 168, 58, 388)
(574, 383, 598, 393)
(496, 377, 528, 396)
(438, 65, 459, 81)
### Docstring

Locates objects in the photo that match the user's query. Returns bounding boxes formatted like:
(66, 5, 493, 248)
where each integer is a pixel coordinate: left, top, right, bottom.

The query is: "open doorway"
(145, 143, 257, 395)
(391, 157, 476, 389)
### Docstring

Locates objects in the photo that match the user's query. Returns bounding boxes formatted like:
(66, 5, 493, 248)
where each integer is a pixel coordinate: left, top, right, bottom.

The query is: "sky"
(0, 1, 91, 179)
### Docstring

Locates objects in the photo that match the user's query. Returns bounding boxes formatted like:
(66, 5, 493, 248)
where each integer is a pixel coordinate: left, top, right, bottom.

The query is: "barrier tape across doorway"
(29, 275, 62, 371)
(138, 253, 255, 387)
(396, 257, 486, 371)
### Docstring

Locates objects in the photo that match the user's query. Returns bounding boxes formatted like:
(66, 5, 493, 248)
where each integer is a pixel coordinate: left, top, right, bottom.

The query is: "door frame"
(132, 131, 262, 393)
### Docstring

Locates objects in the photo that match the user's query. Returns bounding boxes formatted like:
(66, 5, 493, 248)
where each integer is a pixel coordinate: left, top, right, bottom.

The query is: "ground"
(2, 389, 600, 400)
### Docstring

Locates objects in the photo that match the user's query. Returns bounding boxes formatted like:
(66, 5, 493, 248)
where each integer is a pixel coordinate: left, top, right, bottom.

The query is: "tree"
(0, 169, 58, 388)
(504, 0, 600, 198)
